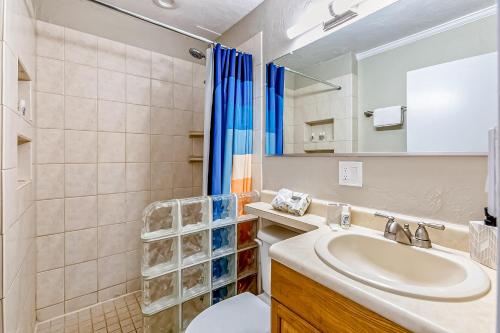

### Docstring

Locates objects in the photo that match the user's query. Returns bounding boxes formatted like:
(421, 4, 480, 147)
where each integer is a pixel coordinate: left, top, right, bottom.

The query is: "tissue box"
(469, 221, 497, 270)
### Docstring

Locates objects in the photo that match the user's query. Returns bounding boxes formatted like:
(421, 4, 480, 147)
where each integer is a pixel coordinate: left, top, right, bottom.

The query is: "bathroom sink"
(314, 229, 490, 300)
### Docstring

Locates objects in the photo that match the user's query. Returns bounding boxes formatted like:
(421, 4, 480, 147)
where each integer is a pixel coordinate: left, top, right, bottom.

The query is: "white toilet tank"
(257, 225, 299, 296)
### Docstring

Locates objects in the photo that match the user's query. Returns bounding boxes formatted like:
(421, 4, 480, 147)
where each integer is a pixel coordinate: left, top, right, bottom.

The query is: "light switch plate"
(339, 161, 363, 187)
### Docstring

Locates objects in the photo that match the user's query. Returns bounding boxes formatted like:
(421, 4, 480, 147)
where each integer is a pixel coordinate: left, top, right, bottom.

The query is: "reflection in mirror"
(265, 0, 497, 156)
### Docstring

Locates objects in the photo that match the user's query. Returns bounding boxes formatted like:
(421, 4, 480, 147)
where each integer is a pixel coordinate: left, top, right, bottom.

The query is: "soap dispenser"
(340, 205, 351, 229)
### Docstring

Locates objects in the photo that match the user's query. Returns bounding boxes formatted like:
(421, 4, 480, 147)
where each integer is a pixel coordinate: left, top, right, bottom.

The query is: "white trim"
(356, 5, 497, 61)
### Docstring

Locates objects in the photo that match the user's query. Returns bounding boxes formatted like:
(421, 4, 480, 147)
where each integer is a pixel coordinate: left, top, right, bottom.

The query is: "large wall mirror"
(265, 0, 497, 156)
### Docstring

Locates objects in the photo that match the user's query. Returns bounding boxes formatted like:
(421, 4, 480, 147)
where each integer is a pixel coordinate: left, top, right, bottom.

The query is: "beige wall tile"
(97, 163, 126, 194)
(65, 196, 97, 231)
(36, 199, 65, 236)
(37, 233, 64, 272)
(152, 52, 173, 82)
(65, 96, 97, 131)
(37, 268, 64, 308)
(193, 112, 204, 132)
(173, 162, 192, 188)
(173, 84, 193, 111)
(36, 303, 64, 322)
(192, 163, 203, 187)
(97, 284, 126, 302)
(98, 224, 127, 257)
(36, 129, 64, 164)
(36, 164, 65, 200)
(98, 193, 126, 226)
(173, 136, 191, 162)
(3, 44, 18, 111)
(65, 260, 97, 299)
(65, 164, 97, 197)
(126, 133, 150, 163)
(151, 189, 173, 202)
(125, 221, 142, 251)
(37, 92, 64, 129)
(36, 21, 64, 60)
(126, 279, 141, 293)
(126, 75, 150, 105)
(151, 162, 173, 190)
(126, 45, 151, 77)
(98, 132, 125, 163)
(97, 100, 126, 132)
(151, 80, 173, 108)
(65, 228, 97, 265)
(173, 187, 192, 199)
(98, 253, 126, 289)
(37, 57, 64, 94)
(98, 69, 126, 102)
(65, 62, 97, 98)
(192, 63, 205, 88)
(2, 108, 18, 170)
(65, 130, 97, 163)
(65, 292, 97, 313)
(173, 58, 193, 85)
(126, 104, 150, 134)
(150, 107, 173, 135)
(126, 163, 150, 191)
(192, 187, 202, 197)
(126, 191, 150, 222)
(172, 109, 192, 135)
(65, 28, 97, 66)
(98, 37, 126, 72)
(193, 87, 204, 113)
(151, 135, 173, 162)
(125, 250, 140, 280)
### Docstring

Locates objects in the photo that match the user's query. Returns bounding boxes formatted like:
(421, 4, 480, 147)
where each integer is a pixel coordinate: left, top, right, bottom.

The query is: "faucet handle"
(418, 222, 445, 231)
(374, 212, 395, 222)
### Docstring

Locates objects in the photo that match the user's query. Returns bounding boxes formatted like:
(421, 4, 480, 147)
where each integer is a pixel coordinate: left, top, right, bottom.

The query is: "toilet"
(186, 224, 299, 333)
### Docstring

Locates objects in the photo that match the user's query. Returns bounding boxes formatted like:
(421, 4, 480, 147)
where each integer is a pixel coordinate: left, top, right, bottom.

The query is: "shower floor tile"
(36, 292, 144, 333)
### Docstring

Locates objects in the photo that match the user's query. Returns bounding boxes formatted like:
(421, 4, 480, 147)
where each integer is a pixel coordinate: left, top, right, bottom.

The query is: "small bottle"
(341, 205, 351, 229)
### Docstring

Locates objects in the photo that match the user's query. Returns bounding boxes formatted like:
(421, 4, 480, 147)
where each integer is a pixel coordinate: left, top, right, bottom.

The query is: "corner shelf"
(189, 131, 204, 138)
(189, 156, 203, 163)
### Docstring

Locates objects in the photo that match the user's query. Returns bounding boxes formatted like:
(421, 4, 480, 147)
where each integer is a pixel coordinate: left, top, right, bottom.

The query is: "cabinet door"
(272, 299, 321, 333)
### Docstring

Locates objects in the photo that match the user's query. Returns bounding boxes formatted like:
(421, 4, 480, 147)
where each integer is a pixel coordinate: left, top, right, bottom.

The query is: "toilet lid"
(186, 292, 270, 333)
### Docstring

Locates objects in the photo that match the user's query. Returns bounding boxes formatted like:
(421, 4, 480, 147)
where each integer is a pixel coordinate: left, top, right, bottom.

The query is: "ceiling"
(98, 0, 264, 40)
(276, 0, 496, 70)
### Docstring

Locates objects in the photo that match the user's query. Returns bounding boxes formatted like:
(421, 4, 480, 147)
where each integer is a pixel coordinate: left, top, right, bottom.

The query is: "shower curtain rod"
(86, 0, 227, 48)
(284, 67, 342, 90)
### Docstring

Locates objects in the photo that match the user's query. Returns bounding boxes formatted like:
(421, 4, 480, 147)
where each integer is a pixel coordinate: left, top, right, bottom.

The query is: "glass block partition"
(141, 191, 260, 332)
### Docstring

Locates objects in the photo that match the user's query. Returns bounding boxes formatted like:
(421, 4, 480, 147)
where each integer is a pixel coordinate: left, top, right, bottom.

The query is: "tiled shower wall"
(2, 0, 37, 332)
(34, 20, 204, 321)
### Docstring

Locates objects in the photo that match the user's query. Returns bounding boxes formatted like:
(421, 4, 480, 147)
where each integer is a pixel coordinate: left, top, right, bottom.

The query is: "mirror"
(265, 0, 497, 155)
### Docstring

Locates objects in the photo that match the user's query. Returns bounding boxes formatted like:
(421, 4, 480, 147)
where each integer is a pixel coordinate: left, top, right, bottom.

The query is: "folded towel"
(271, 188, 311, 216)
(373, 106, 403, 127)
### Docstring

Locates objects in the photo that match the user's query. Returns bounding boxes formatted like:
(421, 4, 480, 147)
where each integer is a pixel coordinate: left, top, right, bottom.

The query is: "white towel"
(373, 106, 403, 128)
(487, 127, 497, 217)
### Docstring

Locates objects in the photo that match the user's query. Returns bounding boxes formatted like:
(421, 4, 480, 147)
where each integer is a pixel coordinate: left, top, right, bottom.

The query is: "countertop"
(245, 202, 497, 333)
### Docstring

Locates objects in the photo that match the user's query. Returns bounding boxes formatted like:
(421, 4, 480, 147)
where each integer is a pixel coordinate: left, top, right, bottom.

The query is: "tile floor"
(36, 292, 144, 333)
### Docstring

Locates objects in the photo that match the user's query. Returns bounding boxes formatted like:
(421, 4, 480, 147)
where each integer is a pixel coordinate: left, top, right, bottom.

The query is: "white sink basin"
(314, 229, 490, 300)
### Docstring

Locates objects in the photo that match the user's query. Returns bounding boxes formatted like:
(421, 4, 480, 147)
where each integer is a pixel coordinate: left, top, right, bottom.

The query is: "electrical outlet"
(339, 161, 363, 187)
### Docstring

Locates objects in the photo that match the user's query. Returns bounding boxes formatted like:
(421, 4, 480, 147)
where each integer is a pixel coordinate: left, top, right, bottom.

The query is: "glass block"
(212, 224, 236, 257)
(142, 271, 179, 315)
(143, 305, 179, 333)
(237, 247, 258, 278)
(142, 236, 178, 278)
(181, 230, 209, 266)
(237, 220, 257, 250)
(142, 200, 179, 240)
(236, 190, 259, 216)
(212, 254, 236, 288)
(237, 274, 258, 294)
(212, 283, 236, 305)
(181, 262, 210, 299)
(211, 193, 237, 225)
(179, 197, 209, 233)
(181, 293, 210, 330)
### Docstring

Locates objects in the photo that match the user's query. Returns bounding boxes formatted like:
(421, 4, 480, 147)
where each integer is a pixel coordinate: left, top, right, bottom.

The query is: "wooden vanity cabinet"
(271, 260, 411, 333)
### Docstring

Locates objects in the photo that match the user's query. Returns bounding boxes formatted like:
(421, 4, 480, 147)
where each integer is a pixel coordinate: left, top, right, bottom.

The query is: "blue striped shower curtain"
(208, 44, 253, 196)
(265, 63, 285, 155)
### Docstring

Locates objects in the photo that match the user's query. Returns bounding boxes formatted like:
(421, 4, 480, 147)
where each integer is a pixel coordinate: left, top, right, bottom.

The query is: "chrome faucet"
(375, 212, 445, 248)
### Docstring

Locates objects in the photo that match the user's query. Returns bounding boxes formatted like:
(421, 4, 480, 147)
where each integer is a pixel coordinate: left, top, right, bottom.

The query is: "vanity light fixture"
(323, 1, 358, 32)
(153, 0, 175, 9)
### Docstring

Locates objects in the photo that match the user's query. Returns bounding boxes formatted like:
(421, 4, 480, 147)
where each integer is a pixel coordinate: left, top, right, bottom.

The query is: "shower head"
(189, 48, 206, 59)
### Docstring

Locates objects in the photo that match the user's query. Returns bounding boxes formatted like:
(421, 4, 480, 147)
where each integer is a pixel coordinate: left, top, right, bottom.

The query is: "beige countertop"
(245, 201, 497, 333)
